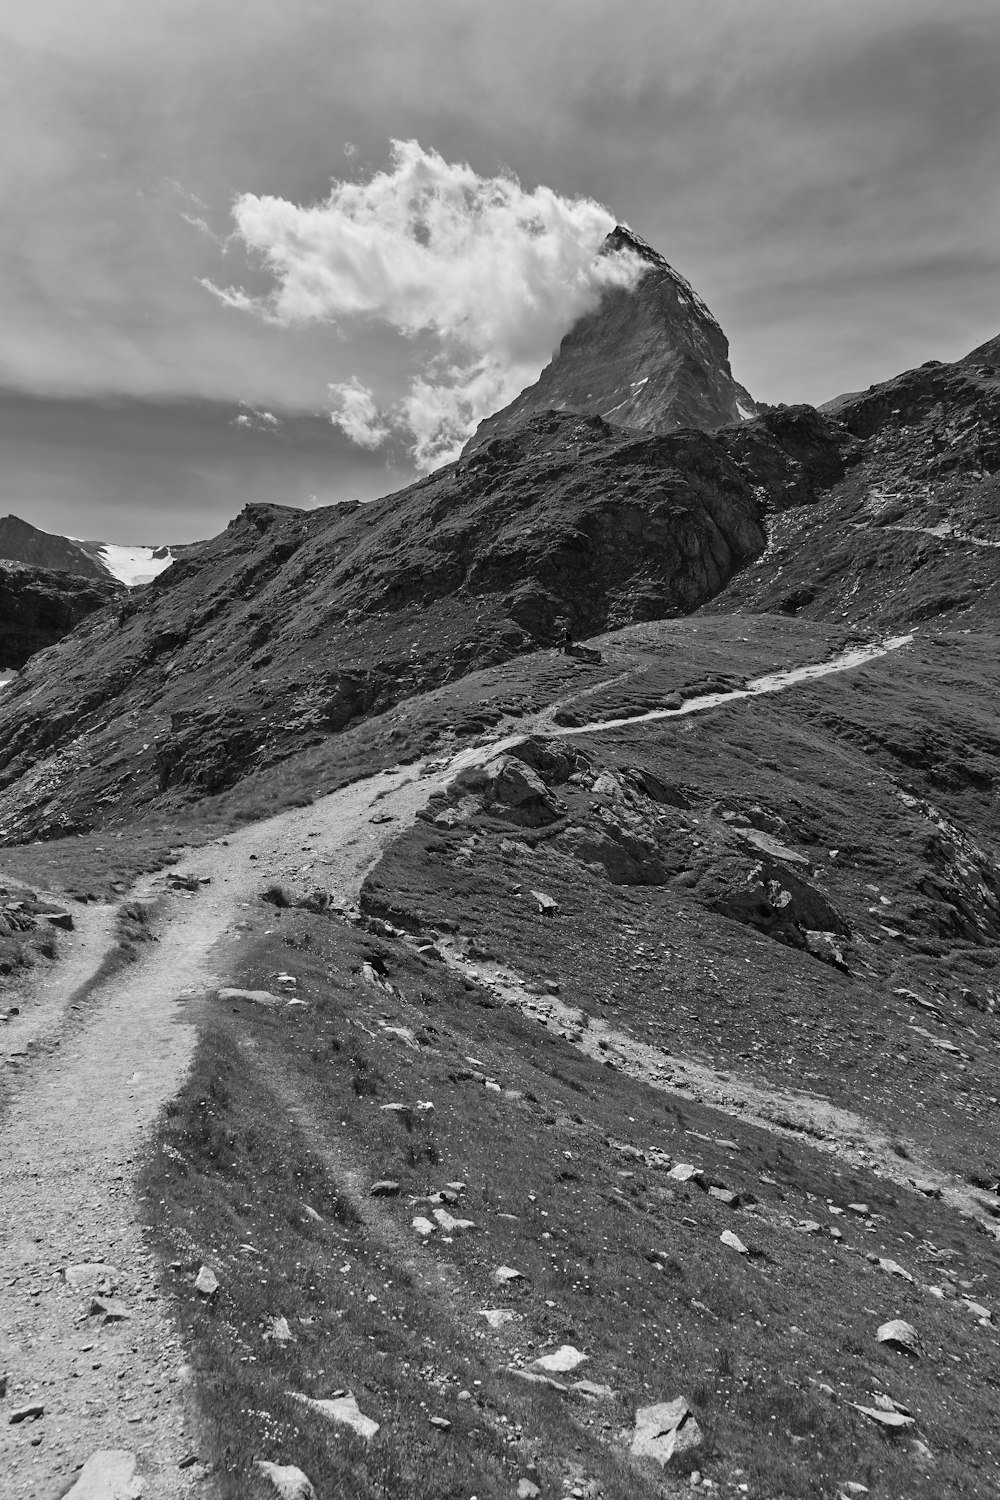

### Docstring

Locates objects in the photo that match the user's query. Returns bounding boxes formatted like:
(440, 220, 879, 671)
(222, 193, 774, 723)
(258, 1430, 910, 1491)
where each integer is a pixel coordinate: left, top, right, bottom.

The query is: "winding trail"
(0, 626, 942, 1494)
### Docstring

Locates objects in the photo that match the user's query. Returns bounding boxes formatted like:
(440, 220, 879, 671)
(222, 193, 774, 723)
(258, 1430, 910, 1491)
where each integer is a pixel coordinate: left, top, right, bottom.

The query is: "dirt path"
(0, 626, 952, 1495)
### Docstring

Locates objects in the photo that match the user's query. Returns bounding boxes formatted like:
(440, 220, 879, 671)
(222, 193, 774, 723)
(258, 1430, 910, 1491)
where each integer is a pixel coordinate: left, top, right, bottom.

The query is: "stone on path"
(631, 1397, 703, 1467)
(720, 1229, 748, 1255)
(288, 1390, 380, 1440)
(194, 1266, 219, 1298)
(877, 1319, 920, 1355)
(254, 1460, 317, 1500)
(8, 1402, 44, 1424)
(63, 1450, 143, 1499)
(533, 1345, 587, 1374)
(90, 1296, 131, 1323)
(65, 1263, 119, 1294)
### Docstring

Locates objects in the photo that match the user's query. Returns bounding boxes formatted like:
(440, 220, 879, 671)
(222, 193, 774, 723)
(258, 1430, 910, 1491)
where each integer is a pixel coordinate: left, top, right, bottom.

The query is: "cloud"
(206, 139, 644, 466)
(328, 376, 390, 450)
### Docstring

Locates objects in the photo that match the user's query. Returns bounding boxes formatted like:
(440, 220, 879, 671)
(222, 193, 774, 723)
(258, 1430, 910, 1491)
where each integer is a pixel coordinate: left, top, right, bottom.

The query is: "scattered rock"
(254, 1459, 317, 1500)
(429, 1415, 451, 1431)
(90, 1297, 130, 1323)
(481, 1309, 517, 1329)
(432, 1208, 477, 1234)
(266, 1316, 294, 1344)
(530, 890, 559, 916)
(517, 1481, 541, 1500)
(65, 1263, 119, 1294)
(8, 1402, 44, 1424)
(62, 1449, 143, 1499)
(507, 1368, 569, 1393)
(369, 1180, 400, 1197)
(572, 1380, 616, 1400)
(287, 1390, 380, 1441)
(533, 1345, 587, 1374)
(849, 1403, 915, 1431)
(493, 1265, 525, 1284)
(216, 987, 283, 1007)
(877, 1319, 920, 1356)
(412, 1216, 435, 1236)
(46, 911, 75, 931)
(194, 1266, 219, 1298)
(631, 1397, 703, 1468)
(709, 1187, 739, 1207)
(720, 1229, 748, 1255)
(912, 1180, 943, 1199)
(878, 1258, 914, 1282)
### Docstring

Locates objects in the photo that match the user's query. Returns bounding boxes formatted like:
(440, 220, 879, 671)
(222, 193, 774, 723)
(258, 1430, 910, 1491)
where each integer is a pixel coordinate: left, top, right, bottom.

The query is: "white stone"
(533, 1344, 587, 1374)
(254, 1460, 317, 1499)
(194, 1266, 219, 1297)
(720, 1229, 748, 1255)
(288, 1390, 379, 1441)
(65, 1263, 119, 1293)
(631, 1398, 703, 1467)
(63, 1450, 142, 1499)
(877, 1319, 919, 1355)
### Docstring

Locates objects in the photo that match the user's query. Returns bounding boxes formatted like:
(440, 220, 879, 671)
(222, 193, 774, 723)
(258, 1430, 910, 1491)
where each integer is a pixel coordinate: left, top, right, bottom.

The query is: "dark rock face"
(465, 227, 757, 452)
(0, 560, 123, 668)
(0, 515, 110, 580)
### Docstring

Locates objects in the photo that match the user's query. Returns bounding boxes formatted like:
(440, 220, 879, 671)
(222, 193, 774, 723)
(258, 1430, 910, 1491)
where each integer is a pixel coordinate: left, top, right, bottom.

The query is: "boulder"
(62, 1450, 142, 1499)
(631, 1397, 703, 1468)
(877, 1319, 920, 1355)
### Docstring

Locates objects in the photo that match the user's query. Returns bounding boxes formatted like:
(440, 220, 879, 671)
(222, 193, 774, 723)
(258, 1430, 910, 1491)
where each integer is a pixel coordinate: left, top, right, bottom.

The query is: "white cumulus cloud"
(205, 139, 645, 468)
(329, 376, 390, 450)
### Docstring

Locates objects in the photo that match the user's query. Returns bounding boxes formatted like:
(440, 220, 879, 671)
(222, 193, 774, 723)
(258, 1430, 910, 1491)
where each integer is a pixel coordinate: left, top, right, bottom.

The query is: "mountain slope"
(0, 406, 848, 837)
(711, 343, 1000, 628)
(466, 226, 758, 451)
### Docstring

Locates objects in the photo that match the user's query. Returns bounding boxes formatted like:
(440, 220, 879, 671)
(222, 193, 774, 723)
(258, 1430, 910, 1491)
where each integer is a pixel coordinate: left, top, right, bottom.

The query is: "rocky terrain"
(466, 227, 758, 452)
(0, 558, 123, 669)
(1, 243, 999, 1499)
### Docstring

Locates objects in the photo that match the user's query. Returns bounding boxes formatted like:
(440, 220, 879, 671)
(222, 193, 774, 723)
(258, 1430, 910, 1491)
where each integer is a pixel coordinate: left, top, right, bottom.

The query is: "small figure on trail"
(555, 617, 573, 654)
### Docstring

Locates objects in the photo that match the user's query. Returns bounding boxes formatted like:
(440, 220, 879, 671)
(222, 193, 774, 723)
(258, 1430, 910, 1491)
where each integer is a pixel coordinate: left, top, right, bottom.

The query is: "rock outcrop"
(0, 559, 123, 668)
(465, 226, 758, 451)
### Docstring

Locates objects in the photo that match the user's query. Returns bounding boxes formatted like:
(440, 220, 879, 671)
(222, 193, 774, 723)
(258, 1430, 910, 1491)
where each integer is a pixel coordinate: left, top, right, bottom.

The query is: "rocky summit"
(2, 243, 1000, 1500)
(466, 226, 758, 452)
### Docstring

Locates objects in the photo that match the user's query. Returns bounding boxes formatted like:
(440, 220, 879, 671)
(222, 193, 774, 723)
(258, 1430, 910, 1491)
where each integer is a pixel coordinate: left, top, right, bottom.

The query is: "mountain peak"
(465, 226, 757, 451)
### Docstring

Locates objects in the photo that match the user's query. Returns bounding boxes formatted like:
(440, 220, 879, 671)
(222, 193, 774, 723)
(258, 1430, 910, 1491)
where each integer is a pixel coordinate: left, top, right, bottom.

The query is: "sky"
(2, 0, 999, 541)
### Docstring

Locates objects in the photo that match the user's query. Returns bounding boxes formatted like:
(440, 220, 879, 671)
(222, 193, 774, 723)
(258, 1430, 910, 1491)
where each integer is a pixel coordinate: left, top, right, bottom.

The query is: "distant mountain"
(465, 225, 758, 451)
(0, 515, 185, 588)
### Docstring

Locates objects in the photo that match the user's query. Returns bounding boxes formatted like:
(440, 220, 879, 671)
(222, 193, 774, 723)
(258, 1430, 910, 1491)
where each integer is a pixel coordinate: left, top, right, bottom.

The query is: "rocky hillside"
(466, 226, 758, 451)
(711, 349, 1000, 628)
(0, 406, 848, 837)
(0, 560, 123, 669)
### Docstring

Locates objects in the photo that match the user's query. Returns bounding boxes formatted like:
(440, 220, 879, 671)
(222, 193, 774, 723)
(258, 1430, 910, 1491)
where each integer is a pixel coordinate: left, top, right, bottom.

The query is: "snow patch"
(97, 544, 175, 588)
(737, 402, 755, 421)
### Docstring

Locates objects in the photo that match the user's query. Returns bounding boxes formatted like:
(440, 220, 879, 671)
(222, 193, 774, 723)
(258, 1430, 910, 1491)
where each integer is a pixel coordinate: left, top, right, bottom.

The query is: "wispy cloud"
(205, 139, 644, 466)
